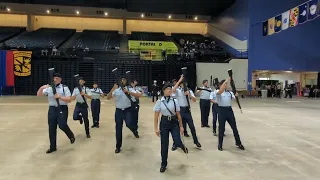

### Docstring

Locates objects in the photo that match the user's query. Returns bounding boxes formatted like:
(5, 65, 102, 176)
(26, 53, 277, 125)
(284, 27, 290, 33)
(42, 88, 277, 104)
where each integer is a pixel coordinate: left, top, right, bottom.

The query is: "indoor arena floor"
(0, 96, 320, 180)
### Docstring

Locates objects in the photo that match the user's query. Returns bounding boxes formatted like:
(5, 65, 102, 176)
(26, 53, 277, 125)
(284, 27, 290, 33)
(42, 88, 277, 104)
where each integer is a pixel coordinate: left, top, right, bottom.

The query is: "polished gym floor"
(0, 96, 320, 180)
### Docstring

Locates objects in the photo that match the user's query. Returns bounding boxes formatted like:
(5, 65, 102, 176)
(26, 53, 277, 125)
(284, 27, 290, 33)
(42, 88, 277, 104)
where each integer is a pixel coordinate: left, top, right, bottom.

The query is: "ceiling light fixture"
(168, 15, 172, 19)
(141, 14, 144, 18)
(104, 12, 108, 16)
(76, 11, 80, 15)
(46, 10, 50, 14)
(7, 8, 10, 12)
(194, 16, 198, 20)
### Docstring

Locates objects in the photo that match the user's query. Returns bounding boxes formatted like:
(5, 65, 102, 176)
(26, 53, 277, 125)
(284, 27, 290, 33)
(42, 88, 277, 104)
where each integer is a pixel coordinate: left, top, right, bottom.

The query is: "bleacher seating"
(129, 32, 168, 41)
(0, 27, 25, 43)
(61, 30, 120, 52)
(4, 28, 75, 49)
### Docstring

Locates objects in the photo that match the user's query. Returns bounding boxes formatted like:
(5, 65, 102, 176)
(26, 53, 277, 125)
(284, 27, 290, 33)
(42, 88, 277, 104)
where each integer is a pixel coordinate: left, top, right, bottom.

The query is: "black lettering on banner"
(139, 42, 156, 46)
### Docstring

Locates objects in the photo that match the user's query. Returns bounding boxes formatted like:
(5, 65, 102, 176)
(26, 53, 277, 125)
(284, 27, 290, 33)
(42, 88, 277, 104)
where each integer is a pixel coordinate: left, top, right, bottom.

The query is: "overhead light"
(168, 15, 171, 19)
(104, 12, 108, 16)
(7, 8, 10, 12)
(76, 11, 80, 15)
(46, 10, 50, 14)
(194, 16, 198, 20)
(141, 14, 144, 18)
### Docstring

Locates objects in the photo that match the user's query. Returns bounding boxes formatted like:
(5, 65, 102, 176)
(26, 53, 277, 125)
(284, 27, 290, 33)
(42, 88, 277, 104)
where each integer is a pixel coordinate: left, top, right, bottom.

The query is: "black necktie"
(55, 83, 61, 87)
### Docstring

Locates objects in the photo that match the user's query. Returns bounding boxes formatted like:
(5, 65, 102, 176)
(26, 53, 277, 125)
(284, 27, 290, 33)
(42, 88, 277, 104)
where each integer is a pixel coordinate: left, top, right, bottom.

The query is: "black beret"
(53, 73, 61, 78)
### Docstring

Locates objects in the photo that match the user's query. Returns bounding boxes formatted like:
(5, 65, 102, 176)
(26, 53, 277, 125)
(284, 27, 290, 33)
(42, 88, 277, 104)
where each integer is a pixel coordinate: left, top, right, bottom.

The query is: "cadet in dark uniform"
(106, 77, 141, 153)
(130, 80, 143, 132)
(72, 77, 92, 138)
(37, 73, 75, 154)
(154, 83, 188, 173)
(151, 80, 160, 102)
(214, 78, 245, 151)
(210, 90, 219, 136)
(196, 79, 212, 128)
(172, 76, 201, 150)
(90, 82, 104, 128)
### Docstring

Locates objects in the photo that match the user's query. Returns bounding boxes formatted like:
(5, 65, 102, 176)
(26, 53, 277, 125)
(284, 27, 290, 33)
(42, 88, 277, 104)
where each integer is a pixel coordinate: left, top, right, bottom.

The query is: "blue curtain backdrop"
(0, 51, 7, 90)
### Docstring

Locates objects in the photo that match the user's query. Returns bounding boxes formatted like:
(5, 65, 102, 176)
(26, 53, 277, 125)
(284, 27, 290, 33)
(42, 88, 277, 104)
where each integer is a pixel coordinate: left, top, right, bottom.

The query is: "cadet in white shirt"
(71, 77, 92, 138)
(37, 73, 75, 154)
(106, 77, 142, 154)
(171, 75, 201, 151)
(90, 82, 104, 128)
(196, 79, 212, 128)
(153, 83, 188, 173)
(214, 78, 245, 151)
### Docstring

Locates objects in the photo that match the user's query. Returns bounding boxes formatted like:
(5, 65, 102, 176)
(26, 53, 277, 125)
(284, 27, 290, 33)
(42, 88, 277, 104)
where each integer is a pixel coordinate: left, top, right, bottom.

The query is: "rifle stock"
(227, 69, 242, 113)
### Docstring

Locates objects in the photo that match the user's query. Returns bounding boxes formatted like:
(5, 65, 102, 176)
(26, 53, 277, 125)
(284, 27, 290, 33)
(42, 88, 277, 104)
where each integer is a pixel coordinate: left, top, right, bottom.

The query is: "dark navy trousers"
(180, 107, 199, 144)
(218, 106, 242, 147)
(212, 103, 219, 131)
(115, 108, 136, 149)
(160, 116, 184, 167)
(73, 103, 90, 135)
(48, 105, 74, 149)
(199, 99, 210, 126)
(131, 102, 140, 131)
(91, 99, 101, 125)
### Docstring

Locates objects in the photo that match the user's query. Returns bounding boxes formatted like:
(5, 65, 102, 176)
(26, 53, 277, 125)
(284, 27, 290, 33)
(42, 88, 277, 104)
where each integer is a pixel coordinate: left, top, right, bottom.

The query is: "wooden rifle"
(48, 68, 62, 114)
(227, 69, 242, 113)
(181, 67, 190, 109)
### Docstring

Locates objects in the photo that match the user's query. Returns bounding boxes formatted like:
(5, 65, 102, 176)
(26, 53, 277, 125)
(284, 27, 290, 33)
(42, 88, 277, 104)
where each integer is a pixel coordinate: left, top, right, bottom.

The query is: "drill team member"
(37, 73, 75, 154)
(210, 90, 219, 136)
(154, 83, 188, 173)
(72, 77, 92, 138)
(196, 80, 212, 128)
(130, 80, 143, 132)
(106, 77, 141, 153)
(214, 78, 245, 151)
(172, 75, 201, 150)
(90, 82, 104, 128)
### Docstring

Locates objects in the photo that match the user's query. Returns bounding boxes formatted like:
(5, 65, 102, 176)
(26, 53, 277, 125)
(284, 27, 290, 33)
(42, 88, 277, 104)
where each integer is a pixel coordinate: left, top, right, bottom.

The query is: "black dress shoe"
(201, 125, 204, 128)
(181, 146, 188, 154)
(96, 124, 100, 128)
(171, 146, 177, 151)
(80, 119, 83, 124)
(184, 134, 190, 137)
(133, 131, 139, 138)
(46, 148, 57, 154)
(91, 124, 96, 128)
(87, 134, 91, 138)
(70, 137, 76, 144)
(237, 144, 245, 150)
(195, 142, 202, 148)
(205, 125, 210, 128)
(218, 146, 223, 151)
(115, 148, 121, 153)
(160, 167, 166, 173)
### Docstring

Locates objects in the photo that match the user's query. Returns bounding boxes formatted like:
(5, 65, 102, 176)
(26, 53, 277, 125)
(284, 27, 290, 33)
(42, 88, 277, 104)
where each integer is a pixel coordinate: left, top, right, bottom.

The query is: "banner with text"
(128, 40, 178, 52)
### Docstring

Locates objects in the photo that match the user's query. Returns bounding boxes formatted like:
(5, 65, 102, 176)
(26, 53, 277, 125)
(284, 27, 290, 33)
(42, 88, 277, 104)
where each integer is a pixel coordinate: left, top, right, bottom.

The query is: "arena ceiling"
(2, 0, 235, 16)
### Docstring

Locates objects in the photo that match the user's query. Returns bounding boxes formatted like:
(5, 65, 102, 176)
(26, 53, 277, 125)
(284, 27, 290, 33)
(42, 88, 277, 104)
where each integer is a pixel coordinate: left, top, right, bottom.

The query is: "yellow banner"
(13, 51, 32, 77)
(128, 40, 178, 52)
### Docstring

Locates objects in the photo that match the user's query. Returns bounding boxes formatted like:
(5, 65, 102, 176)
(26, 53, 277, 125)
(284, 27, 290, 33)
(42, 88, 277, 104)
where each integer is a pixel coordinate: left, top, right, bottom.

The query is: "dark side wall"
(210, 0, 249, 41)
(249, 0, 320, 72)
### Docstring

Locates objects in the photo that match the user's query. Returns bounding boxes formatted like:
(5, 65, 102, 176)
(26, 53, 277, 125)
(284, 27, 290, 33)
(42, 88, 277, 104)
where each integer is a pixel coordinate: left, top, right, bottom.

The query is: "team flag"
(308, 0, 318, 20)
(0, 50, 15, 88)
(282, 11, 290, 30)
(299, 2, 308, 24)
(274, 15, 282, 33)
(290, 7, 299, 27)
(268, 17, 275, 35)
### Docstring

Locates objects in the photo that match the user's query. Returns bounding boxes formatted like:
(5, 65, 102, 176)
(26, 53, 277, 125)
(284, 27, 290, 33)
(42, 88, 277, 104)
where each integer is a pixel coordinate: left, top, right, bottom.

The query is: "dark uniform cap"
(219, 80, 226, 85)
(162, 82, 172, 91)
(53, 73, 61, 78)
(78, 77, 85, 80)
(172, 79, 177, 83)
